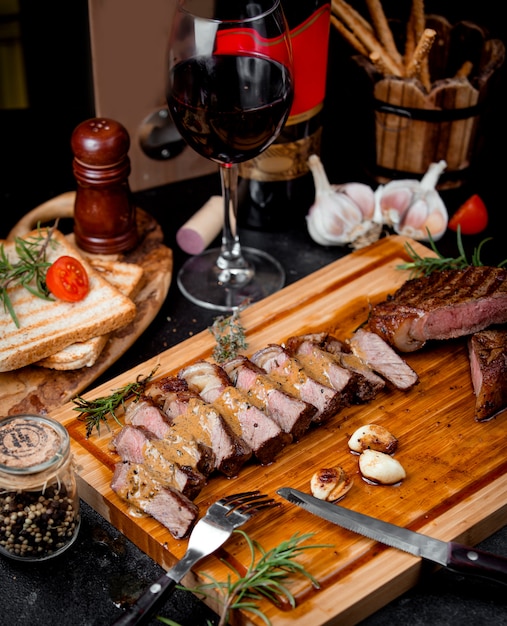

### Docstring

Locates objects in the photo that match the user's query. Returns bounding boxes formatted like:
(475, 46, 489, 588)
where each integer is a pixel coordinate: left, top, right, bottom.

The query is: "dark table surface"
(1, 162, 507, 626)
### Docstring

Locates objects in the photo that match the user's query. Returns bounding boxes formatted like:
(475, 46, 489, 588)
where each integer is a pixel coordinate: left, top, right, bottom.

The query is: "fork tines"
(219, 490, 279, 515)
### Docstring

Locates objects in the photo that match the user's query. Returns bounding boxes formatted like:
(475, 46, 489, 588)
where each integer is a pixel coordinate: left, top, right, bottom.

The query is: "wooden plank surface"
(49, 234, 507, 625)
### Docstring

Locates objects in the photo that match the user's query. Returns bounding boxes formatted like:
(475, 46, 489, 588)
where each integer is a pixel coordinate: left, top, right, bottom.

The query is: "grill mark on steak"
(156, 375, 252, 477)
(369, 267, 507, 352)
(179, 361, 291, 465)
(468, 327, 507, 421)
(348, 329, 419, 390)
(251, 344, 343, 425)
(111, 462, 198, 539)
(223, 355, 316, 441)
(111, 425, 207, 498)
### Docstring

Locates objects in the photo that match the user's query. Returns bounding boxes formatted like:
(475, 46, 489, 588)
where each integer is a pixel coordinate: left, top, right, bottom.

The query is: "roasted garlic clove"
(310, 466, 353, 501)
(375, 160, 448, 241)
(348, 424, 398, 455)
(358, 449, 406, 485)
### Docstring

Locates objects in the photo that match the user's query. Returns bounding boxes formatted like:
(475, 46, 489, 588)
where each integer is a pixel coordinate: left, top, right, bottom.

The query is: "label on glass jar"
(0, 417, 61, 469)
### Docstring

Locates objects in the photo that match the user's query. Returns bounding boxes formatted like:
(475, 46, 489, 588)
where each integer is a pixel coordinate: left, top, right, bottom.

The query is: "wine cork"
(176, 195, 223, 255)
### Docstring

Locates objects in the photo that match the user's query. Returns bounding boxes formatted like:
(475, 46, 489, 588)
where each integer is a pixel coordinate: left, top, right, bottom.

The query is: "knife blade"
(277, 487, 507, 585)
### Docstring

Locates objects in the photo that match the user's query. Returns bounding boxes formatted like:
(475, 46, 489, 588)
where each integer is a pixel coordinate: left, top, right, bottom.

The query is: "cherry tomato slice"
(46, 255, 89, 302)
(448, 194, 488, 235)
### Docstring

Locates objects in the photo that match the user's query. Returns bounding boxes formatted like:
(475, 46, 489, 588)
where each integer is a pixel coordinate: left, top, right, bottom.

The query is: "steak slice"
(468, 327, 507, 421)
(285, 336, 356, 406)
(125, 396, 173, 439)
(321, 335, 386, 402)
(111, 462, 198, 539)
(251, 344, 343, 425)
(348, 329, 418, 390)
(111, 425, 207, 498)
(223, 355, 316, 440)
(179, 361, 291, 465)
(368, 266, 507, 352)
(156, 375, 252, 477)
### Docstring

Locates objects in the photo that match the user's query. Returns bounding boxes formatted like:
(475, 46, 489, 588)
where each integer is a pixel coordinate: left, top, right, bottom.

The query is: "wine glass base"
(177, 246, 285, 312)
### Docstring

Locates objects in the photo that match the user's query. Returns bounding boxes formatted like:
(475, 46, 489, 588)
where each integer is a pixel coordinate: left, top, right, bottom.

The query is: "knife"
(277, 487, 507, 585)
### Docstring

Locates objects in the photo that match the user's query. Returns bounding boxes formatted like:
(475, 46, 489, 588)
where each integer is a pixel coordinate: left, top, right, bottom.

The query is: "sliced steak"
(156, 375, 252, 477)
(111, 425, 207, 498)
(125, 396, 173, 439)
(223, 355, 316, 440)
(111, 462, 198, 539)
(348, 329, 418, 390)
(468, 327, 507, 421)
(179, 361, 291, 465)
(368, 266, 507, 352)
(251, 344, 343, 424)
(285, 336, 356, 406)
(322, 335, 386, 402)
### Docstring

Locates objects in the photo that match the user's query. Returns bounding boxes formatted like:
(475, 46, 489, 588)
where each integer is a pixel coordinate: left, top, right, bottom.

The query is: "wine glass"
(166, 0, 293, 311)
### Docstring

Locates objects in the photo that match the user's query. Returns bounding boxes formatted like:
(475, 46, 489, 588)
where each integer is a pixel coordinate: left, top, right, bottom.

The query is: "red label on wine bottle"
(288, 4, 331, 120)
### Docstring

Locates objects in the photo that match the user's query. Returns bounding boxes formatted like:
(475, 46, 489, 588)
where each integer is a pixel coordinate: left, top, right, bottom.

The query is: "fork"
(111, 490, 278, 626)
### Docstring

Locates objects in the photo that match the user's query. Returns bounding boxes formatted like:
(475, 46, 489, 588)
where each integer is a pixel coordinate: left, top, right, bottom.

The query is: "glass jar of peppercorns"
(0, 414, 80, 561)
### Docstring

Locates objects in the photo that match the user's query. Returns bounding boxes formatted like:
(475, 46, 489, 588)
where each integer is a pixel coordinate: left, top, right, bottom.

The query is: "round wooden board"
(1, 191, 173, 417)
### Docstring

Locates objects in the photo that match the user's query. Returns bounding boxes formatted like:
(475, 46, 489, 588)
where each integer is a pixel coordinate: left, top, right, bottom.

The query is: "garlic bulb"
(375, 160, 448, 241)
(306, 156, 449, 247)
(306, 155, 380, 247)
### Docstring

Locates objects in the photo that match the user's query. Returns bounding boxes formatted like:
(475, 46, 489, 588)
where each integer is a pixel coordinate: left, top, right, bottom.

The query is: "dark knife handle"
(448, 542, 507, 585)
(111, 571, 178, 625)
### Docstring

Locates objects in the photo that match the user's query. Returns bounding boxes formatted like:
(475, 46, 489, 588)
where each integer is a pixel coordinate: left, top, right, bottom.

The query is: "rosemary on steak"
(169, 530, 330, 626)
(73, 367, 159, 437)
(398, 227, 507, 277)
(0, 224, 57, 327)
(209, 308, 248, 363)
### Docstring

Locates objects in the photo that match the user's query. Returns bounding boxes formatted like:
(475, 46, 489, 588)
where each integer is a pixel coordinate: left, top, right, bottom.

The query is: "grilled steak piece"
(111, 462, 198, 539)
(285, 336, 356, 406)
(156, 375, 252, 477)
(125, 396, 173, 439)
(111, 425, 207, 498)
(468, 328, 507, 421)
(321, 335, 386, 402)
(251, 344, 343, 424)
(179, 361, 291, 465)
(368, 267, 507, 352)
(348, 329, 418, 390)
(223, 356, 316, 440)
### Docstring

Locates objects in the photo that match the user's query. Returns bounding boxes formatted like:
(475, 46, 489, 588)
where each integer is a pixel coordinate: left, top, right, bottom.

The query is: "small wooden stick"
(331, 15, 369, 56)
(365, 0, 403, 68)
(406, 28, 436, 89)
(331, 0, 404, 76)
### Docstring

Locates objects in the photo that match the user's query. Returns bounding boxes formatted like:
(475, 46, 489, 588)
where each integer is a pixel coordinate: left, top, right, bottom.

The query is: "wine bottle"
(237, 0, 331, 231)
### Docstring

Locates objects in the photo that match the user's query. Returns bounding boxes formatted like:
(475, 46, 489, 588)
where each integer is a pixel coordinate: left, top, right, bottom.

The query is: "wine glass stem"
(216, 163, 254, 285)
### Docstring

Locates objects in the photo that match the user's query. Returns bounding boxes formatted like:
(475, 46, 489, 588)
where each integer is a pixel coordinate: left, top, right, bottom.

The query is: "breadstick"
(331, 15, 369, 56)
(406, 28, 436, 90)
(455, 60, 474, 78)
(331, 0, 374, 36)
(365, 0, 403, 68)
(332, 0, 403, 76)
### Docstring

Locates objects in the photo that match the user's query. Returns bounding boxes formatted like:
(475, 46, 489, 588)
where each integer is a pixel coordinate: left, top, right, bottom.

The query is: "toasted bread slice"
(0, 229, 137, 372)
(37, 259, 144, 370)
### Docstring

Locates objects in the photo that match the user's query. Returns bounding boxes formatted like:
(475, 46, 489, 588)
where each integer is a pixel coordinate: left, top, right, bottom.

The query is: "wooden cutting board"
(0, 191, 172, 417)
(49, 234, 507, 626)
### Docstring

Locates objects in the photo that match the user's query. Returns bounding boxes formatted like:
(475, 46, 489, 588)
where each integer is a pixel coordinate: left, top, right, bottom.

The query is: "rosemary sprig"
(398, 226, 507, 277)
(0, 224, 58, 327)
(73, 367, 159, 437)
(209, 308, 248, 363)
(177, 530, 331, 626)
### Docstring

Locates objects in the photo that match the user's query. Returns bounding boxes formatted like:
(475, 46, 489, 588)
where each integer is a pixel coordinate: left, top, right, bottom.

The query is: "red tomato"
(46, 256, 89, 302)
(448, 194, 488, 235)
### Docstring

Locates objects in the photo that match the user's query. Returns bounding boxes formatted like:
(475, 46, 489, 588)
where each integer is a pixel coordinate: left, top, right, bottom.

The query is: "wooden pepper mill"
(72, 118, 138, 254)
